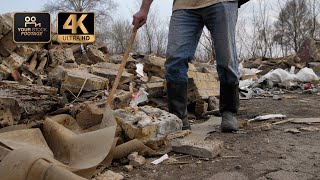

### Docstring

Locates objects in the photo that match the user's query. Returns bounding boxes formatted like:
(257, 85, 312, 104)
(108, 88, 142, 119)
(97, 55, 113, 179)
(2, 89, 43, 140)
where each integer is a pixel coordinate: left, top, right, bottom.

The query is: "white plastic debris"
(296, 67, 319, 82)
(249, 114, 287, 122)
(130, 88, 149, 107)
(239, 79, 255, 88)
(136, 63, 145, 77)
(260, 69, 297, 84)
(151, 154, 169, 165)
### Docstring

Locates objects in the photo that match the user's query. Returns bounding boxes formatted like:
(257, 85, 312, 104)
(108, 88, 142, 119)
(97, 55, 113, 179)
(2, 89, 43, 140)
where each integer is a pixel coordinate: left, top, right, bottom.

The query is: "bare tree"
(44, 0, 118, 24)
(274, 0, 313, 53)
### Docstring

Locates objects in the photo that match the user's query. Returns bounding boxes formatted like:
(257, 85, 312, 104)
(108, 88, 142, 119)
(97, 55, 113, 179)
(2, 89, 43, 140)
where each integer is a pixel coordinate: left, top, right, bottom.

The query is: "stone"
(87, 46, 107, 64)
(0, 97, 21, 127)
(0, 31, 17, 57)
(0, 64, 10, 80)
(0, 13, 13, 38)
(47, 66, 67, 87)
(113, 90, 132, 109)
(3, 53, 26, 70)
(15, 45, 35, 59)
(144, 82, 164, 98)
(90, 62, 134, 85)
(149, 76, 164, 83)
(109, 54, 123, 64)
(62, 68, 109, 94)
(143, 55, 166, 78)
(188, 70, 220, 101)
(208, 96, 219, 111)
(284, 128, 301, 134)
(76, 103, 104, 128)
(195, 100, 208, 116)
(123, 165, 133, 172)
(49, 48, 76, 68)
(114, 106, 182, 147)
(95, 170, 124, 180)
(265, 170, 314, 180)
(128, 152, 146, 167)
(208, 172, 249, 180)
(172, 134, 224, 158)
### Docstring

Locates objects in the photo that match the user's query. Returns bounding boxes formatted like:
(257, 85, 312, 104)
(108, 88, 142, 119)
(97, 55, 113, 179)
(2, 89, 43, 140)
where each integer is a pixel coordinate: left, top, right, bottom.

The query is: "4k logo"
(57, 12, 95, 43)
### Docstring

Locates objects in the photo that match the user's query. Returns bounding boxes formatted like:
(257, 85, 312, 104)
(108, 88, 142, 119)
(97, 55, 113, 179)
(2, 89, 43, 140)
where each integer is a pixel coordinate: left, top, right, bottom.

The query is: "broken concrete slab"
(171, 134, 224, 158)
(90, 62, 134, 85)
(171, 116, 223, 158)
(62, 68, 109, 94)
(188, 71, 220, 101)
(114, 106, 182, 148)
(143, 55, 166, 78)
(3, 53, 26, 70)
(0, 97, 20, 127)
(143, 82, 164, 98)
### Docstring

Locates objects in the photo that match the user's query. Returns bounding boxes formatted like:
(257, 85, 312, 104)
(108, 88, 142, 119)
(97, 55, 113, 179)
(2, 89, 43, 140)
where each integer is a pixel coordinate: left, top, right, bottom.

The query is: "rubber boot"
(167, 82, 191, 130)
(219, 83, 239, 132)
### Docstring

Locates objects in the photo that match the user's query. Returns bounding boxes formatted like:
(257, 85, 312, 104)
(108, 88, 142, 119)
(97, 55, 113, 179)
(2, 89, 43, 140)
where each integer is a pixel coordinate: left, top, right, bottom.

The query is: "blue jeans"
(165, 2, 239, 85)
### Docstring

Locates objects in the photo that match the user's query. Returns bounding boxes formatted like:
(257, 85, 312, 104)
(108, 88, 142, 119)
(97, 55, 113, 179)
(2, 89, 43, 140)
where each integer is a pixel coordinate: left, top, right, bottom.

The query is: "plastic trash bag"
(296, 67, 319, 82)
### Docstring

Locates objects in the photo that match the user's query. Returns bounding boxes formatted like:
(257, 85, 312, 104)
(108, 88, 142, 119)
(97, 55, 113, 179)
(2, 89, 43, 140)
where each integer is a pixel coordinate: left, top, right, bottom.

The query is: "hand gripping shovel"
(102, 29, 138, 125)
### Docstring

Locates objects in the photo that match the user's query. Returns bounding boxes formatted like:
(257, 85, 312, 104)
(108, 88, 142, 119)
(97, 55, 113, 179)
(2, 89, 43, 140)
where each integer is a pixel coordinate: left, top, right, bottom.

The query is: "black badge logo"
(13, 12, 51, 43)
(57, 12, 95, 43)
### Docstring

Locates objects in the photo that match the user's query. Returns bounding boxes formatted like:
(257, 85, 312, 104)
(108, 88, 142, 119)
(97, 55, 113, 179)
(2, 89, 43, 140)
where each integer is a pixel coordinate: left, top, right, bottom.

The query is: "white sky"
(0, 0, 277, 21)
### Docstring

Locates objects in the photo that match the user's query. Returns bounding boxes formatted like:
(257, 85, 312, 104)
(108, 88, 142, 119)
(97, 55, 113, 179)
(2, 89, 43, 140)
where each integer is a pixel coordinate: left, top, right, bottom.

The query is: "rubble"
(123, 165, 134, 172)
(128, 152, 146, 167)
(87, 46, 108, 64)
(62, 68, 109, 94)
(0, 97, 20, 127)
(94, 170, 124, 180)
(76, 103, 104, 128)
(114, 106, 182, 148)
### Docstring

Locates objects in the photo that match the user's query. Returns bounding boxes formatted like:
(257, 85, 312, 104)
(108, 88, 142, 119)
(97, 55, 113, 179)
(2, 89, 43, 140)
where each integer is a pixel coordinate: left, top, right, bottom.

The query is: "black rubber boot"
(219, 83, 239, 132)
(167, 82, 191, 130)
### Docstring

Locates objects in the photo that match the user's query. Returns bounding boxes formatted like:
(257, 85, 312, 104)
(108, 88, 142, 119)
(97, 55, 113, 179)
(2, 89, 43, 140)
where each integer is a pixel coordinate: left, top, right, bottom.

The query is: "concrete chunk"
(0, 31, 17, 57)
(128, 152, 146, 167)
(49, 48, 76, 68)
(188, 71, 220, 100)
(87, 46, 107, 64)
(62, 69, 109, 93)
(114, 106, 182, 147)
(0, 97, 21, 127)
(172, 135, 224, 158)
(90, 62, 134, 84)
(76, 103, 104, 128)
(143, 55, 166, 78)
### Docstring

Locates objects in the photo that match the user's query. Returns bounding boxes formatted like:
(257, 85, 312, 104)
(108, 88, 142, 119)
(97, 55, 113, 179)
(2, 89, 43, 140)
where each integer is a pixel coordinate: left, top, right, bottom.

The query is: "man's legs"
(203, 2, 240, 132)
(166, 10, 204, 130)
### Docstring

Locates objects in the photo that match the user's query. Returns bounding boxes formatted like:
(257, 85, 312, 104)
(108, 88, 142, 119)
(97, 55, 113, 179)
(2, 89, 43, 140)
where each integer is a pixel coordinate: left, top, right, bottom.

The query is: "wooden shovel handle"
(106, 29, 137, 106)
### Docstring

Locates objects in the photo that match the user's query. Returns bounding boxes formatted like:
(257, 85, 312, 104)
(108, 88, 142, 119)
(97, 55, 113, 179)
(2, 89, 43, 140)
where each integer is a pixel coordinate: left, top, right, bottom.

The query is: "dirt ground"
(112, 93, 320, 180)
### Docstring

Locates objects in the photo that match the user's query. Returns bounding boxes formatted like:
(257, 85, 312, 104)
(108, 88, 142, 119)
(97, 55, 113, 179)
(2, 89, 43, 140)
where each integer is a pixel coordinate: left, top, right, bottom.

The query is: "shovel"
(102, 29, 138, 125)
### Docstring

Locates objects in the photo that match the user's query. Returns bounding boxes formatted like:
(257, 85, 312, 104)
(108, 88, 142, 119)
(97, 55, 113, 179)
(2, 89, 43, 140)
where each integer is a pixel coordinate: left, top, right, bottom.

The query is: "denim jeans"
(165, 1, 239, 85)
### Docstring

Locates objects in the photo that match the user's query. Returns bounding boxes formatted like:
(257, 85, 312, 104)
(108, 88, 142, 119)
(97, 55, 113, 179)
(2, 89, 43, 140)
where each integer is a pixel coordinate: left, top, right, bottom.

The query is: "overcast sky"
(0, 0, 278, 22)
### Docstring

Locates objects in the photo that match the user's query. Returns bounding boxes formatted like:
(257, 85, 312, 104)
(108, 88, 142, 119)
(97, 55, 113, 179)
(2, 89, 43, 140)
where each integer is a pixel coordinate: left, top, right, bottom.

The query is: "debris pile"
(0, 13, 223, 179)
